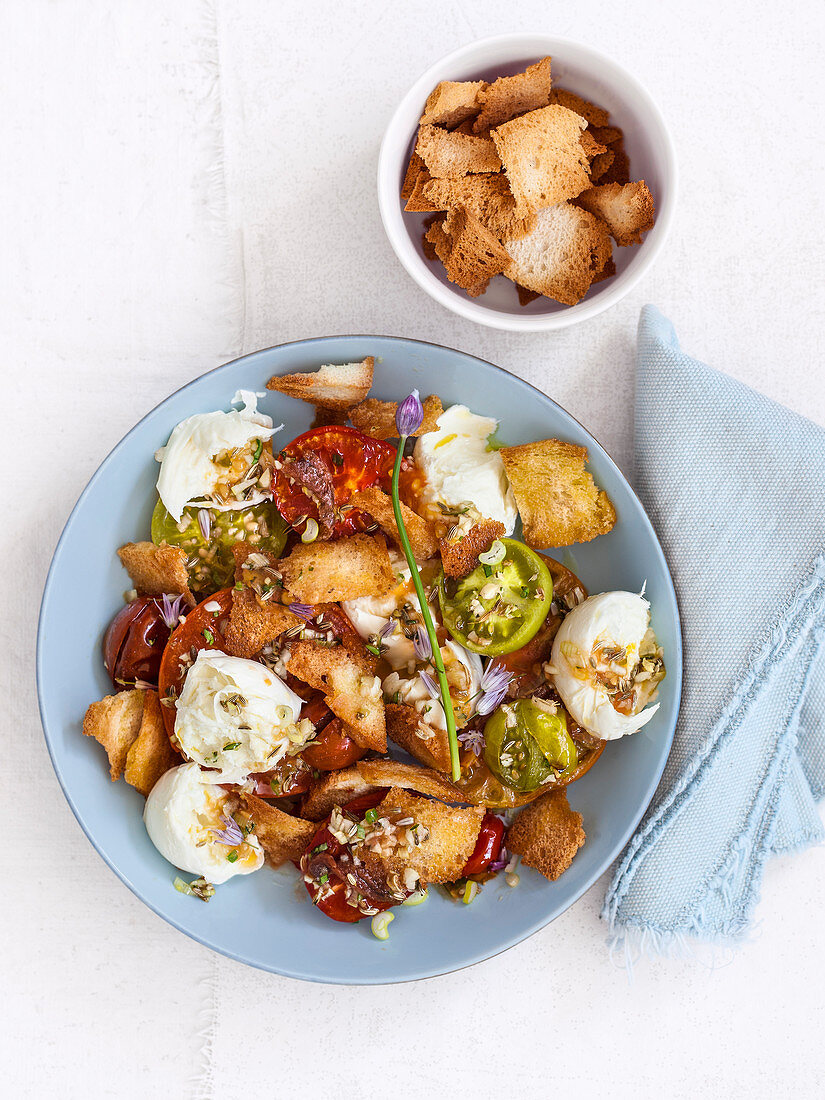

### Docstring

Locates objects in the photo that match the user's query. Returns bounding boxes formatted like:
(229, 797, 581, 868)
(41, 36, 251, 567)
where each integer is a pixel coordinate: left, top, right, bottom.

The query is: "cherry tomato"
(103, 596, 173, 690)
(462, 813, 505, 876)
(272, 426, 395, 537)
(302, 717, 366, 771)
(254, 756, 314, 797)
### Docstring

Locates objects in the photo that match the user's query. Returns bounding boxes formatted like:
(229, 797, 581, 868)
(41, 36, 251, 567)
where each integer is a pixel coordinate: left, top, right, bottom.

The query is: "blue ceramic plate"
(37, 336, 681, 984)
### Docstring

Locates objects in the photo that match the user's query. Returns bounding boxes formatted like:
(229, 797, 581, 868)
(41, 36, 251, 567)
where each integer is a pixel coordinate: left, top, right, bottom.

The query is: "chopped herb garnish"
(223, 741, 241, 751)
(483, 564, 492, 577)
(365, 643, 381, 657)
(521, 585, 530, 598)
(318, 870, 329, 884)
(365, 808, 378, 824)
(252, 439, 263, 462)
(226, 850, 239, 863)
(312, 842, 329, 854)
(235, 582, 245, 591)
(203, 628, 215, 644)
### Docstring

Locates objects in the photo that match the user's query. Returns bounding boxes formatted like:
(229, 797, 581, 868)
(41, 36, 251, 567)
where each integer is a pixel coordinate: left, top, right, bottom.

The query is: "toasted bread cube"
(547, 88, 610, 128)
(401, 150, 427, 202)
(440, 517, 505, 579)
(83, 689, 146, 781)
(589, 125, 623, 147)
(311, 405, 350, 428)
(123, 691, 178, 796)
(492, 105, 591, 212)
(222, 588, 302, 659)
(440, 206, 510, 294)
(385, 704, 452, 773)
(423, 174, 536, 242)
(117, 543, 193, 605)
(278, 533, 394, 604)
(592, 255, 617, 284)
(356, 759, 466, 802)
(301, 766, 377, 821)
(504, 203, 612, 306)
(588, 149, 615, 184)
(404, 164, 439, 212)
(415, 125, 501, 179)
(374, 787, 482, 884)
(266, 358, 374, 410)
(348, 395, 443, 441)
(506, 788, 586, 880)
(420, 80, 485, 128)
(473, 57, 554, 133)
(599, 142, 630, 186)
(576, 181, 655, 246)
(288, 639, 386, 752)
(580, 130, 607, 158)
(424, 216, 451, 263)
(500, 438, 616, 548)
(348, 487, 438, 562)
(241, 794, 317, 866)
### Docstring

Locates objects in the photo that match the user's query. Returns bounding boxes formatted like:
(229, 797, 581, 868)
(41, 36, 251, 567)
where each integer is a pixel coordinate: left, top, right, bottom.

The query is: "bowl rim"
(37, 333, 682, 983)
(377, 33, 679, 332)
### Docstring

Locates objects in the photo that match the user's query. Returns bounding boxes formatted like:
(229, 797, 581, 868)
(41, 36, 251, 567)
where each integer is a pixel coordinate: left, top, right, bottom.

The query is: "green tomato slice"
(150, 499, 288, 595)
(437, 538, 553, 656)
(483, 699, 578, 793)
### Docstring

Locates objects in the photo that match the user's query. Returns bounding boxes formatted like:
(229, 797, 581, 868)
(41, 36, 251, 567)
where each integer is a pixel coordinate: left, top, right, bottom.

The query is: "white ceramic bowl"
(377, 34, 677, 332)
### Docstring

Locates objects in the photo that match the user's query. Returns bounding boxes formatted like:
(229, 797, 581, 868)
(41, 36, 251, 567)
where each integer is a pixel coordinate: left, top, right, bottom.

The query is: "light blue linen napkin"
(602, 306, 825, 955)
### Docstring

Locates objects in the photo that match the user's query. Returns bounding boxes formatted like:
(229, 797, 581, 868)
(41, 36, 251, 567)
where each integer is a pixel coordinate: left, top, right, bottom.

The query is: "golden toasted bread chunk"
(83, 689, 147, 781)
(439, 206, 510, 294)
(472, 57, 554, 133)
(516, 283, 541, 306)
(492, 105, 591, 212)
(374, 787, 483, 884)
(123, 691, 179, 796)
(266, 358, 374, 410)
(500, 438, 616, 548)
(404, 164, 439, 212)
(301, 766, 377, 821)
(440, 518, 506, 579)
(356, 759, 465, 802)
(599, 142, 630, 186)
(420, 80, 485, 128)
(241, 794, 316, 866)
(348, 487, 438, 562)
(588, 149, 615, 184)
(424, 216, 451, 263)
(592, 255, 617, 284)
(415, 125, 501, 179)
(589, 125, 623, 147)
(401, 150, 427, 202)
(348, 395, 443, 441)
(575, 181, 655, 246)
(421, 214, 444, 260)
(278, 533, 394, 604)
(117, 543, 194, 605)
(580, 130, 607, 158)
(385, 703, 452, 773)
(504, 203, 611, 306)
(288, 639, 386, 752)
(547, 88, 610, 127)
(223, 588, 302, 659)
(422, 174, 536, 242)
(506, 788, 586, 880)
(311, 405, 350, 428)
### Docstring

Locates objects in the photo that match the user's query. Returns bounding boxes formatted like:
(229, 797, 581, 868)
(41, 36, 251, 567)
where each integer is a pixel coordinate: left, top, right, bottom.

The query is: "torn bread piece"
(356, 759, 466, 803)
(401, 150, 427, 202)
(415, 125, 501, 179)
(348, 487, 438, 562)
(423, 174, 536, 242)
(404, 164, 439, 212)
(223, 588, 302, 659)
(492, 105, 591, 212)
(500, 438, 616, 548)
(301, 766, 378, 821)
(588, 149, 615, 184)
(117, 543, 194, 605)
(424, 216, 451, 263)
(422, 214, 445, 260)
(311, 406, 350, 428)
(516, 283, 541, 306)
(547, 88, 610, 128)
(385, 703, 452, 773)
(576, 181, 655, 246)
(599, 142, 630, 186)
(83, 689, 148, 782)
(420, 79, 485, 128)
(241, 794, 317, 866)
(440, 206, 510, 294)
(504, 202, 612, 306)
(580, 130, 607, 159)
(473, 56, 554, 133)
(440, 518, 505, 579)
(506, 788, 586, 880)
(266, 358, 374, 410)
(349, 394, 443, 440)
(288, 639, 386, 752)
(592, 255, 617, 284)
(123, 691, 179, 796)
(374, 787, 483, 884)
(278, 533, 394, 604)
(589, 125, 623, 147)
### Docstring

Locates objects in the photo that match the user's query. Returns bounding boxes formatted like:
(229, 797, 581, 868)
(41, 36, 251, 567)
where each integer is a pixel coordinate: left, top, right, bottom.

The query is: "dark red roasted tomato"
(103, 596, 175, 691)
(462, 813, 505, 876)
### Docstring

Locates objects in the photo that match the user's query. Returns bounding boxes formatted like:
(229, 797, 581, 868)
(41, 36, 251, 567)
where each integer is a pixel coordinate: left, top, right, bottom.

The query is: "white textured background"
(3, 1, 825, 1097)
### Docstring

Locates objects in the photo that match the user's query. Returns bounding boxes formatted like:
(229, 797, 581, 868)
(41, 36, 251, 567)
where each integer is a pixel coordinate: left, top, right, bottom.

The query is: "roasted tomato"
(103, 596, 175, 690)
(462, 813, 505, 876)
(271, 425, 395, 538)
(302, 717, 365, 771)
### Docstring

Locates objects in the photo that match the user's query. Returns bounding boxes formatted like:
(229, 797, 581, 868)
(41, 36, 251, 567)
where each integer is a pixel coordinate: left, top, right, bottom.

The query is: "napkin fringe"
(603, 553, 825, 948)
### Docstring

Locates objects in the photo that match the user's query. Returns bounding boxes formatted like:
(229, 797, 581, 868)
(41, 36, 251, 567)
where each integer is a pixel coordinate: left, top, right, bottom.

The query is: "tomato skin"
(272, 426, 395, 537)
(462, 813, 505, 876)
(103, 597, 173, 690)
(302, 717, 366, 771)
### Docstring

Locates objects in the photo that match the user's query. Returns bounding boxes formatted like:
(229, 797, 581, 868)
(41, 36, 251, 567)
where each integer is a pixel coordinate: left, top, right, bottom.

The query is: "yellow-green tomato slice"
(437, 538, 553, 656)
(484, 700, 578, 792)
(150, 500, 288, 595)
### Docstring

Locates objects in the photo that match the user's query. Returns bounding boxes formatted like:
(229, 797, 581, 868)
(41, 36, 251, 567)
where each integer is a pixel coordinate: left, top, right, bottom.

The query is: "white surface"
(3, 1, 824, 1097)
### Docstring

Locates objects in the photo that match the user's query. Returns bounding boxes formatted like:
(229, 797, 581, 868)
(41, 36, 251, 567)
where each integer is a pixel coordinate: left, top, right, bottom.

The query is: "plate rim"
(36, 333, 682, 984)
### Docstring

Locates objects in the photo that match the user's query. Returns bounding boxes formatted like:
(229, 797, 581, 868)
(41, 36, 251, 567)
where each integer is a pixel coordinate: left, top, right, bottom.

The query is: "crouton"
(231, 541, 280, 579)
(547, 88, 610, 128)
(385, 703, 452, 773)
(241, 794, 317, 866)
(301, 766, 378, 821)
(599, 142, 630, 186)
(311, 405, 350, 428)
(492, 105, 591, 212)
(504, 203, 612, 305)
(415, 125, 501, 179)
(83, 689, 147, 781)
(404, 164, 439, 212)
(288, 639, 386, 752)
(500, 438, 616, 548)
(575, 181, 655, 246)
(348, 487, 438, 562)
(590, 125, 623, 147)
(506, 788, 586, 880)
(356, 759, 465, 802)
(592, 255, 617, 284)
(278, 533, 394, 604)
(349, 395, 443, 441)
(424, 216, 451, 263)
(420, 80, 485, 128)
(440, 206, 510, 294)
(401, 150, 427, 202)
(123, 691, 179, 796)
(580, 130, 607, 159)
(375, 787, 483, 884)
(473, 57, 554, 132)
(440, 518, 505, 579)
(117, 543, 194, 605)
(222, 588, 302, 659)
(422, 174, 536, 241)
(516, 283, 541, 306)
(588, 149, 615, 184)
(266, 358, 374, 410)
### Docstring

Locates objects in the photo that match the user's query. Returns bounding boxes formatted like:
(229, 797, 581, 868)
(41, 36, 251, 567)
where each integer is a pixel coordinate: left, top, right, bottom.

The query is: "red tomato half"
(272, 425, 395, 537)
(103, 596, 173, 690)
(462, 813, 505, 876)
(302, 717, 366, 771)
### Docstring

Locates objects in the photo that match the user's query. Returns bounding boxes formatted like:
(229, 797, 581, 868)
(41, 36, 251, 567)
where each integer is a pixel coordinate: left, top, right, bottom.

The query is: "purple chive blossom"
(413, 624, 432, 661)
(420, 670, 440, 699)
(197, 507, 212, 541)
(475, 662, 514, 716)
(378, 620, 397, 641)
(211, 814, 243, 846)
(158, 592, 186, 630)
(395, 389, 423, 437)
(288, 602, 315, 622)
(458, 728, 486, 757)
(489, 845, 509, 873)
